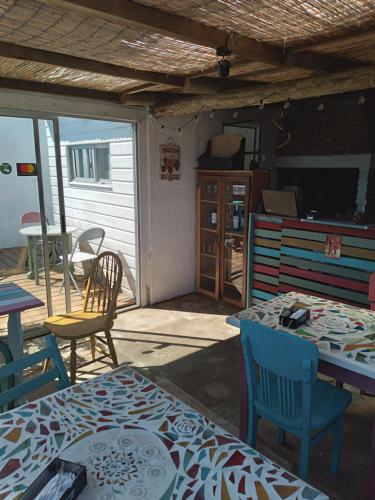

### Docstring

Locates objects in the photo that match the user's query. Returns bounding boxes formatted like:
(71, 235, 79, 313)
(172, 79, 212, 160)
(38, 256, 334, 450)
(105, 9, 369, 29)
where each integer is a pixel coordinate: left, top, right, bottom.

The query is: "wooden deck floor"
(0, 246, 136, 335)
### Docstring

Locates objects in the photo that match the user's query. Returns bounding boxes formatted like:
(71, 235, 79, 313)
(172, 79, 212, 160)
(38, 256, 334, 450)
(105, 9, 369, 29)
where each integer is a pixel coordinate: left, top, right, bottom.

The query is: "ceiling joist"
(0, 41, 185, 87)
(47, 0, 361, 74)
(152, 65, 375, 117)
(0, 77, 120, 101)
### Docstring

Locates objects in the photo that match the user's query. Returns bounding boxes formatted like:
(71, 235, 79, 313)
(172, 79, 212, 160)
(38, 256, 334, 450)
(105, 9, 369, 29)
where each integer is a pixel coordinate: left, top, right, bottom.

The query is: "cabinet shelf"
(225, 231, 244, 237)
(200, 273, 215, 280)
(197, 170, 269, 308)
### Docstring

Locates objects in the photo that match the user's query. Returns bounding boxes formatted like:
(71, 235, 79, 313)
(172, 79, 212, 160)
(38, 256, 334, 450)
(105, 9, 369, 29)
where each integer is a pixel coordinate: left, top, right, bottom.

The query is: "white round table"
(20, 225, 76, 284)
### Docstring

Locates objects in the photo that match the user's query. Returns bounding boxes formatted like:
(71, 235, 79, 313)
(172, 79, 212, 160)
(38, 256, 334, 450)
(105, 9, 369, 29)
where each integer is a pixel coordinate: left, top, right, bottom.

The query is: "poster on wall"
(159, 139, 180, 181)
(325, 234, 342, 259)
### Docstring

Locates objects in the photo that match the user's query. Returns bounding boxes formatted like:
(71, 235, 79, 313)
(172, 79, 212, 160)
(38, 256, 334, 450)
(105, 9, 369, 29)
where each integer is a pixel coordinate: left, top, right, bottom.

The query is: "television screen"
(277, 168, 359, 219)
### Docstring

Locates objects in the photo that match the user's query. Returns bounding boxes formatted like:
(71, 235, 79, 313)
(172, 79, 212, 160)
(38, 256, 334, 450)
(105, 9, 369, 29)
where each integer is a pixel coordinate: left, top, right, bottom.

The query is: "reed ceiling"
(0, 0, 373, 115)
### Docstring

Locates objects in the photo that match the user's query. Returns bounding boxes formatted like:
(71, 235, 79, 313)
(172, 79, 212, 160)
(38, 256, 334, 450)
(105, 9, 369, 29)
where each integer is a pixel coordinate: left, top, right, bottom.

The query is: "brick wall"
(276, 90, 375, 156)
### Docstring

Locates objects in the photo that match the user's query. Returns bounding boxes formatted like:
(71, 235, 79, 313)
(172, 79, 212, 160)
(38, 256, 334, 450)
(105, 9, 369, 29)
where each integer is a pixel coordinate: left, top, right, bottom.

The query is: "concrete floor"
(110, 294, 374, 500)
(23, 293, 374, 499)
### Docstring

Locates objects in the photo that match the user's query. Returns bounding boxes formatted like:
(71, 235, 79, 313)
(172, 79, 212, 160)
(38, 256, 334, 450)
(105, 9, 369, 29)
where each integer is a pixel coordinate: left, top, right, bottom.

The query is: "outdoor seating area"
(2, 1, 375, 499)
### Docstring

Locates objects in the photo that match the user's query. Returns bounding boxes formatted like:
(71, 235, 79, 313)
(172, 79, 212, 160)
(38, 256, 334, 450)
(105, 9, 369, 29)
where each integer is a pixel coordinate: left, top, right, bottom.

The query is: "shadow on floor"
(118, 332, 373, 500)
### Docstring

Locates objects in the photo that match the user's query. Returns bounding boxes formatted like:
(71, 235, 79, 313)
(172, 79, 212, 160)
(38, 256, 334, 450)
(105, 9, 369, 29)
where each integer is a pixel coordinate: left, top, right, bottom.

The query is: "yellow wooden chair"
(44, 251, 123, 384)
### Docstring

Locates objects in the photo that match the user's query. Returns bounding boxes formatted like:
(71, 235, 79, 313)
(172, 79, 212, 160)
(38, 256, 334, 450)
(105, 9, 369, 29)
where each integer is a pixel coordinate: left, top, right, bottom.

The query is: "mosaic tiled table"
(0, 366, 327, 499)
(227, 292, 375, 499)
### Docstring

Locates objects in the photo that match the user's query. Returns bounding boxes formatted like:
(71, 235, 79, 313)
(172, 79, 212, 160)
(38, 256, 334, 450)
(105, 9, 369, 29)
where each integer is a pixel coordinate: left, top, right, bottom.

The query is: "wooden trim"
(0, 77, 120, 101)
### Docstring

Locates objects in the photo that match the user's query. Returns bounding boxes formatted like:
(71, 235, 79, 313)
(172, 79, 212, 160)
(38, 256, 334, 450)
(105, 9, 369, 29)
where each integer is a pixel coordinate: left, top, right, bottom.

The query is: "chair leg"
(104, 330, 118, 368)
(70, 340, 77, 385)
(331, 418, 344, 475)
(69, 271, 82, 297)
(90, 336, 96, 361)
(277, 428, 286, 446)
(42, 358, 51, 373)
(247, 408, 258, 448)
(299, 435, 311, 480)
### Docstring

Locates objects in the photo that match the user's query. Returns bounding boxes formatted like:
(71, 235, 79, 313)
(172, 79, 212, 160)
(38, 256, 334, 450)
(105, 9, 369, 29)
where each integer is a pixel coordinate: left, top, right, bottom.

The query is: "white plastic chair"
(59, 227, 105, 297)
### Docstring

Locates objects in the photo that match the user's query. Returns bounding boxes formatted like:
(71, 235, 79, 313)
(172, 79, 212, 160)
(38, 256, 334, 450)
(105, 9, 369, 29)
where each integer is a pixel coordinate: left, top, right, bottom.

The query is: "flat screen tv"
(277, 167, 359, 219)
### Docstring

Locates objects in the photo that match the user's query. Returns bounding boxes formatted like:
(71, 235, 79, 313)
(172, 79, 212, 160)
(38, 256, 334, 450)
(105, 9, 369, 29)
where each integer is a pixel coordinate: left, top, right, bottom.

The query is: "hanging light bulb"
(194, 114, 200, 124)
(233, 110, 239, 119)
(317, 101, 325, 112)
(358, 94, 366, 105)
(209, 109, 215, 119)
(259, 99, 265, 110)
(283, 99, 291, 110)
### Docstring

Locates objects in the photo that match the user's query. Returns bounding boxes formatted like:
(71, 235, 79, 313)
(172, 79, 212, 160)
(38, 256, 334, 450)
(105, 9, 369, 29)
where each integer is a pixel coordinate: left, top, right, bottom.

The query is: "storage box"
(20, 457, 87, 500)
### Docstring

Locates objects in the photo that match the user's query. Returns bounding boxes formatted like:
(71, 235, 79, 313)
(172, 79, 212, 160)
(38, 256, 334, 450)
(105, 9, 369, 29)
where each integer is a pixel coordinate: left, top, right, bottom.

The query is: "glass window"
(69, 143, 110, 183)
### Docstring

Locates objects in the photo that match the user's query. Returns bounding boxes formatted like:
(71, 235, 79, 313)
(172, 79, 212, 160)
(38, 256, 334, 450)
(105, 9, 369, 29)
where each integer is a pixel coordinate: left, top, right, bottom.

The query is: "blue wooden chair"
(240, 320, 352, 480)
(0, 339, 15, 413)
(0, 335, 70, 412)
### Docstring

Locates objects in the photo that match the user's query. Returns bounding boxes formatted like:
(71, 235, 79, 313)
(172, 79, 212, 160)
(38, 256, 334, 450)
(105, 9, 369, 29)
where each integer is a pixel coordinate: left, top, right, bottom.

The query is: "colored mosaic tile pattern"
(228, 291, 375, 378)
(0, 366, 327, 499)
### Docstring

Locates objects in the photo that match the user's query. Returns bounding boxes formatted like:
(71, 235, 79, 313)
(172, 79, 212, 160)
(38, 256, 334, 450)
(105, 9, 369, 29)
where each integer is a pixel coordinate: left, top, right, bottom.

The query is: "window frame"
(68, 142, 111, 184)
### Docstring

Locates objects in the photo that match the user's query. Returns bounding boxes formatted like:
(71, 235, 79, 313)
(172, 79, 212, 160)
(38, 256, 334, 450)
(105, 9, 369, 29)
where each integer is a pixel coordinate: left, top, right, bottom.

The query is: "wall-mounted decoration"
(0, 162, 12, 175)
(17, 163, 37, 176)
(160, 139, 180, 181)
(325, 234, 342, 259)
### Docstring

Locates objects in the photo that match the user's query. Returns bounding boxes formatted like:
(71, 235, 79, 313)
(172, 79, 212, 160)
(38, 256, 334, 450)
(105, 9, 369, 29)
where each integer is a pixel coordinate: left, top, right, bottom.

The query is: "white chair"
(60, 227, 105, 297)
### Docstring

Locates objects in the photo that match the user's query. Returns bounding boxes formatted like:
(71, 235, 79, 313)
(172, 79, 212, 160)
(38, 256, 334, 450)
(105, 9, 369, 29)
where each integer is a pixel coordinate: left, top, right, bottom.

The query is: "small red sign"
(17, 163, 37, 176)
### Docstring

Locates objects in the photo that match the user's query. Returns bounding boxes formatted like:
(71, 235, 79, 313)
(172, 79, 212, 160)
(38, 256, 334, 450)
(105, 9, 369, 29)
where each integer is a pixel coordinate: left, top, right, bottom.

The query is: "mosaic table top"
(0, 283, 44, 316)
(228, 292, 375, 379)
(0, 366, 327, 499)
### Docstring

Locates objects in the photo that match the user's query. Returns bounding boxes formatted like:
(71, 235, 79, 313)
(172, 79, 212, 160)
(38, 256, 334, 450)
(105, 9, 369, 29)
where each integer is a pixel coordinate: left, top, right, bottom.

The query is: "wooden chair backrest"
(83, 251, 123, 323)
(0, 335, 69, 412)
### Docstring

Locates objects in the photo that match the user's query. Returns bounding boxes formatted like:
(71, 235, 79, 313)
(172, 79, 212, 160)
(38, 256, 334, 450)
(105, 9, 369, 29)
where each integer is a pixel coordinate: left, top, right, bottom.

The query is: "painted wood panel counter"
(247, 214, 375, 307)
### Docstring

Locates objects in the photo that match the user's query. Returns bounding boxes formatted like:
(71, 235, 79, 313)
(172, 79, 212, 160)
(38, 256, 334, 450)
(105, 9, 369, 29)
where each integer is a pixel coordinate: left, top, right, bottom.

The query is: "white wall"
(138, 110, 231, 305)
(0, 117, 53, 249)
(47, 124, 137, 299)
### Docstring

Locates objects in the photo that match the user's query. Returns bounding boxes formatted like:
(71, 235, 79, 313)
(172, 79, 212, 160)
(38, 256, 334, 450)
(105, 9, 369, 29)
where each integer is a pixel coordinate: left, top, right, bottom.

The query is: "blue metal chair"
(0, 339, 15, 413)
(0, 335, 70, 412)
(240, 320, 352, 480)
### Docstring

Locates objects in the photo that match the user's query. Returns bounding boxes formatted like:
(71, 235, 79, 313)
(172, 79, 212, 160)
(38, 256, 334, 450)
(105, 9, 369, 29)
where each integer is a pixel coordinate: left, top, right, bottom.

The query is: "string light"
(316, 97, 325, 113)
(283, 99, 291, 110)
(358, 94, 366, 105)
(152, 105, 207, 134)
(233, 110, 239, 119)
(209, 109, 216, 119)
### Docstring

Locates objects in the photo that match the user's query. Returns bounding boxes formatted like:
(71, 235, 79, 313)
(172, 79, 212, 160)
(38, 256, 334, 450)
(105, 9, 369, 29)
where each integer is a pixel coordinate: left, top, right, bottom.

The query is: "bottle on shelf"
(211, 207, 217, 227)
(233, 204, 239, 231)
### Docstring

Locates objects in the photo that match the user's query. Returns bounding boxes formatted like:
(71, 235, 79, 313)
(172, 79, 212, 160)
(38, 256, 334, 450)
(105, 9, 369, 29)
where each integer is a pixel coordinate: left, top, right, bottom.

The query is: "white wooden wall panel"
(48, 127, 137, 301)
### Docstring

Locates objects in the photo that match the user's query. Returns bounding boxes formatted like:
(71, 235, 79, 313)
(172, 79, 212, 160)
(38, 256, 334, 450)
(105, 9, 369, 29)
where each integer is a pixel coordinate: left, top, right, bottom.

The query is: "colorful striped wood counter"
(247, 214, 375, 307)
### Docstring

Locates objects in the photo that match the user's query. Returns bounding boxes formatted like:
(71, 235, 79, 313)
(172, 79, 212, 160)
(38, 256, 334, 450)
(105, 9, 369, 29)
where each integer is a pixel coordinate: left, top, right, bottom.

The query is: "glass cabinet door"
(222, 179, 248, 305)
(198, 177, 220, 296)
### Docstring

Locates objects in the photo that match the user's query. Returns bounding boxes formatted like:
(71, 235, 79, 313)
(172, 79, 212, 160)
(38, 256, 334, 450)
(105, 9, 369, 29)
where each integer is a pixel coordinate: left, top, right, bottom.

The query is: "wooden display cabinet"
(196, 170, 269, 308)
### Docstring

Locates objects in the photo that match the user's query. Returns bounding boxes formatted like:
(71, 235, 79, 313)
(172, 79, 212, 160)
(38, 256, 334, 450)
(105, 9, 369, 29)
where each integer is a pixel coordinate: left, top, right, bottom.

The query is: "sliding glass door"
(0, 111, 138, 337)
(0, 116, 71, 335)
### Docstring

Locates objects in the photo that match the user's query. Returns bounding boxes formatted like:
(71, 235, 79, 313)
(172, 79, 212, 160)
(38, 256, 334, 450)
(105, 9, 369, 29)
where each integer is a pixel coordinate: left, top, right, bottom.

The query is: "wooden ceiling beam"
(0, 40, 185, 87)
(0, 77, 120, 101)
(47, 0, 359, 73)
(152, 65, 375, 117)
